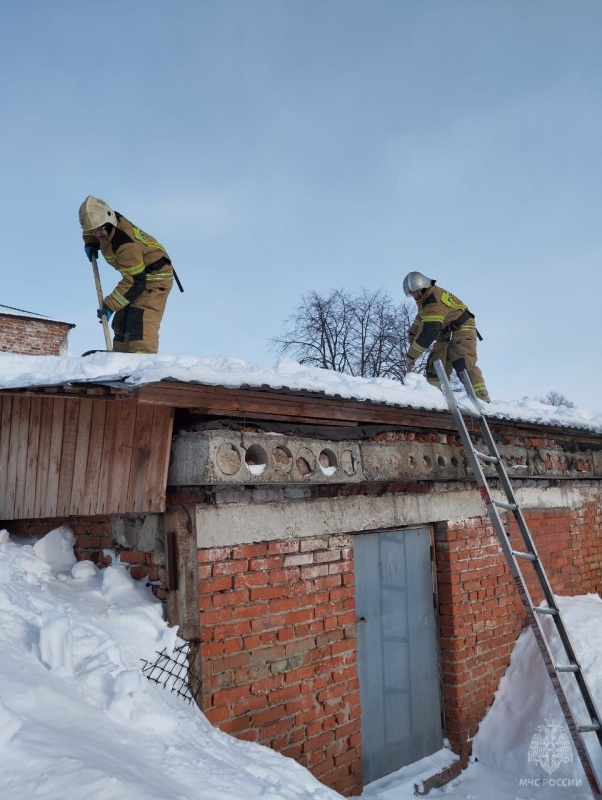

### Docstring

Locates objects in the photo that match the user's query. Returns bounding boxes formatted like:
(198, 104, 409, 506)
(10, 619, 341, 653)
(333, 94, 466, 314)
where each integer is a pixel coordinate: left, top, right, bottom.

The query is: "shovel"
(90, 252, 113, 351)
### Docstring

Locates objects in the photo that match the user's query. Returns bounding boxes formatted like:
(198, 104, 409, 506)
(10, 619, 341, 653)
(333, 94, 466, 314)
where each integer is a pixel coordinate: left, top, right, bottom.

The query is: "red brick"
(200, 608, 233, 625)
(212, 684, 251, 707)
(299, 538, 328, 552)
(213, 620, 251, 639)
(249, 556, 284, 571)
(283, 553, 315, 567)
(234, 572, 269, 588)
(302, 730, 335, 753)
(212, 588, 249, 608)
(267, 540, 299, 554)
(200, 575, 233, 593)
(233, 603, 268, 620)
(232, 543, 267, 559)
(284, 608, 314, 625)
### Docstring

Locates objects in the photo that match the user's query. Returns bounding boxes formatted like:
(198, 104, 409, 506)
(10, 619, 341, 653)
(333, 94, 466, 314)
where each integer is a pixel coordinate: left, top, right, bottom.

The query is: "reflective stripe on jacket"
(83, 213, 173, 311)
(407, 285, 475, 360)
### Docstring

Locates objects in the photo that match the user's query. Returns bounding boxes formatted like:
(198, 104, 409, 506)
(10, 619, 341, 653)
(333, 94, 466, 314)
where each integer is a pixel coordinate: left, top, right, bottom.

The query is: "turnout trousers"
(111, 284, 171, 354)
(425, 330, 488, 399)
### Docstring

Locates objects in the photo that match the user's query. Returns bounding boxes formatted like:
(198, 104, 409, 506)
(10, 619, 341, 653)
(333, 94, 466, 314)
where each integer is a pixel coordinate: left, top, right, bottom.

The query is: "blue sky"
(3, 1, 602, 409)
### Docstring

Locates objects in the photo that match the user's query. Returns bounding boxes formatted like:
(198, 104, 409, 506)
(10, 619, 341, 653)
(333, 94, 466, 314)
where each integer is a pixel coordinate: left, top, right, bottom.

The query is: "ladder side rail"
(496, 510, 602, 788)
(469, 416, 557, 598)
(455, 366, 602, 751)
(474, 424, 563, 613)
(435, 363, 554, 583)
(457, 368, 598, 662)
(506, 502, 591, 665)
(512, 553, 602, 786)
(504, 503, 558, 608)
(435, 361, 602, 796)
(519, 586, 602, 796)
(461, 369, 602, 741)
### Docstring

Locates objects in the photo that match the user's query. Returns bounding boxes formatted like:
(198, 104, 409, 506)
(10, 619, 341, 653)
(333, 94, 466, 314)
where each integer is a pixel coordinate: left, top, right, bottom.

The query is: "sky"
(2, 525, 601, 800)
(3, 1, 602, 410)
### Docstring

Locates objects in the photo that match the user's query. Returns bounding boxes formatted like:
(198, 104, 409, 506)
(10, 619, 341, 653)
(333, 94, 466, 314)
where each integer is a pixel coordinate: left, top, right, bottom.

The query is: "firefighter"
(79, 196, 174, 354)
(403, 271, 490, 402)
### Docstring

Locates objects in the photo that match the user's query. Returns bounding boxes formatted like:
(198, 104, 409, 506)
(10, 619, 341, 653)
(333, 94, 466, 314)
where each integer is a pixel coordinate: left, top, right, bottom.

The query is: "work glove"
(406, 358, 415, 374)
(97, 306, 113, 322)
(85, 244, 99, 262)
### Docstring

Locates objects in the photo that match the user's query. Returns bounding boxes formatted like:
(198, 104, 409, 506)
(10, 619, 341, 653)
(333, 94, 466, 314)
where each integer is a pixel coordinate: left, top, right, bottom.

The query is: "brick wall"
(0, 315, 73, 355)
(435, 498, 602, 765)
(4, 481, 602, 795)
(197, 537, 362, 796)
(435, 515, 522, 765)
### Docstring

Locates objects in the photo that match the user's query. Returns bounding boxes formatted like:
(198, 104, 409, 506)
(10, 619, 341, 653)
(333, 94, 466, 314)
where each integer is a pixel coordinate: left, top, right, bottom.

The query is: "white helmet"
(403, 271, 434, 296)
(79, 196, 117, 231)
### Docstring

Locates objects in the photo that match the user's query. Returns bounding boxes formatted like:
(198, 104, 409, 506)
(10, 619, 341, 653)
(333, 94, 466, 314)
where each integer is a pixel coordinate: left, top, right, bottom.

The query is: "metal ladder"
(434, 360, 602, 799)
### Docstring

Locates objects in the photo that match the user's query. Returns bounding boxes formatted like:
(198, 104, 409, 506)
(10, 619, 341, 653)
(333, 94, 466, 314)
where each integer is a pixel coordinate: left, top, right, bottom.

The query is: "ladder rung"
(512, 550, 537, 561)
(435, 360, 602, 768)
(493, 500, 517, 511)
(578, 722, 601, 733)
(475, 450, 499, 464)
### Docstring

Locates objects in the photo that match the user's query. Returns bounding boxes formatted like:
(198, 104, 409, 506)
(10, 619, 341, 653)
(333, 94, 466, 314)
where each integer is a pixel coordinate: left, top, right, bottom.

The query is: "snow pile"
(1, 351, 601, 433)
(0, 528, 343, 800)
(472, 594, 602, 796)
(364, 595, 602, 800)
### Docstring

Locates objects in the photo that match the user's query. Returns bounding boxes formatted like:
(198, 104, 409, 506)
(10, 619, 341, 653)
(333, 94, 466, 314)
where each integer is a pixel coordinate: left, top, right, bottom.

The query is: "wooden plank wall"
(0, 395, 173, 520)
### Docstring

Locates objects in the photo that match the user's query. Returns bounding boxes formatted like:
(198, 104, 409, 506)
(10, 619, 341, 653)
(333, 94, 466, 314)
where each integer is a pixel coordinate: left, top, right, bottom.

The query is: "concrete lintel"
(195, 485, 585, 548)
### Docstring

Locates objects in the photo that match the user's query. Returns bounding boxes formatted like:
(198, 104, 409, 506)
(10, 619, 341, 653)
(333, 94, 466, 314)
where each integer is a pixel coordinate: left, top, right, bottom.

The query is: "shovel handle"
(91, 253, 113, 351)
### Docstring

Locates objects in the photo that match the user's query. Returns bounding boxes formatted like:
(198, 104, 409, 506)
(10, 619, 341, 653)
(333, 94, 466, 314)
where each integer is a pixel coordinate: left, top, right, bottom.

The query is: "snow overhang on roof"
(0, 351, 601, 436)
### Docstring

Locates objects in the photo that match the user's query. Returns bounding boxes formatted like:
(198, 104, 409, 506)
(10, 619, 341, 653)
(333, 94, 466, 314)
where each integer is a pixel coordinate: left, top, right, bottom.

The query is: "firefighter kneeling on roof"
(79, 196, 174, 354)
(403, 271, 490, 403)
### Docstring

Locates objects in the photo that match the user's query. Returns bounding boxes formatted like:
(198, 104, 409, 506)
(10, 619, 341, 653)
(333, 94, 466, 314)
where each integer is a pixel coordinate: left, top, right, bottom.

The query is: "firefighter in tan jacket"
(79, 196, 173, 353)
(403, 271, 490, 402)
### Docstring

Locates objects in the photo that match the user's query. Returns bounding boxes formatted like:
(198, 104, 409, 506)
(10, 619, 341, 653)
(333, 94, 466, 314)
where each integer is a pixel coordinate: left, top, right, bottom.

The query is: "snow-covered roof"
(0, 303, 74, 327)
(1, 351, 600, 434)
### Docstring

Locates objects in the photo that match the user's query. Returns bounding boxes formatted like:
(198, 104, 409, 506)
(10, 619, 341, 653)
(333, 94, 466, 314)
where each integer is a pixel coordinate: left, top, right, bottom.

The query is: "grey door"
(355, 528, 443, 784)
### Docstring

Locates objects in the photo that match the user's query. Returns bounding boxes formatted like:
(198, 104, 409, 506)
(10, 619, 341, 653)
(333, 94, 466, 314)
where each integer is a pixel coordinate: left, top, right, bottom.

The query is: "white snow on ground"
(364, 594, 602, 800)
(0, 527, 342, 800)
(1, 527, 601, 800)
(0, 351, 601, 433)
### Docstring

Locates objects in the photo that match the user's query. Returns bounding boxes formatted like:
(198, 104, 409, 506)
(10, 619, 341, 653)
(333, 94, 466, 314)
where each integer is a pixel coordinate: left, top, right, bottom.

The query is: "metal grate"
(140, 639, 201, 706)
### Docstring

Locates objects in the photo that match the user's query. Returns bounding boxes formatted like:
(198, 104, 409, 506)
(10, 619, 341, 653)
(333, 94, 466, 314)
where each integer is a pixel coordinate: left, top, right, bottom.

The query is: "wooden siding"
(0, 395, 173, 520)
(8, 382, 601, 443)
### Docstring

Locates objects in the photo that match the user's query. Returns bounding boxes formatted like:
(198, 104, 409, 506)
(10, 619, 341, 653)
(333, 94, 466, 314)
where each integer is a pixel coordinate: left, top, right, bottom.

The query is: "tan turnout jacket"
(83, 213, 174, 312)
(407, 284, 476, 361)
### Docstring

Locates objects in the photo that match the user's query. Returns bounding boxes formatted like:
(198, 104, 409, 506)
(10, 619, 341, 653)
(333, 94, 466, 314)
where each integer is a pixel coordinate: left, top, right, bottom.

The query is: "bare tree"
(538, 390, 575, 409)
(270, 287, 425, 380)
(270, 288, 355, 373)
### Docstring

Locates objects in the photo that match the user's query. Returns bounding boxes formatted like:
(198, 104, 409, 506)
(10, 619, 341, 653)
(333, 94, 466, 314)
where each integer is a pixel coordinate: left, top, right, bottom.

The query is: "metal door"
(355, 528, 443, 784)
